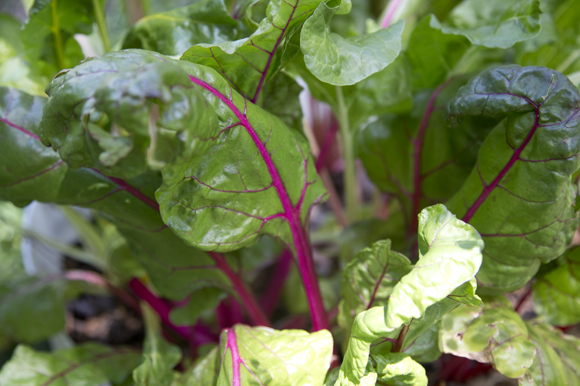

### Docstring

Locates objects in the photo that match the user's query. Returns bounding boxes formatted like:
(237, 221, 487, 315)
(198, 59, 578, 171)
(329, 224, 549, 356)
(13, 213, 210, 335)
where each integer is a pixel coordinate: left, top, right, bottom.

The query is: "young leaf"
(446, 65, 580, 293)
(335, 205, 483, 385)
(432, 0, 542, 49)
(366, 353, 427, 386)
(533, 246, 580, 327)
(439, 296, 536, 378)
(0, 343, 140, 385)
(338, 239, 413, 335)
(40, 50, 211, 179)
(179, 345, 220, 386)
(133, 304, 182, 386)
(522, 321, 580, 386)
(300, 2, 404, 86)
(122, 0, 250, 56)
(181, 0, 325, 102)
(217, 325, 333, 385)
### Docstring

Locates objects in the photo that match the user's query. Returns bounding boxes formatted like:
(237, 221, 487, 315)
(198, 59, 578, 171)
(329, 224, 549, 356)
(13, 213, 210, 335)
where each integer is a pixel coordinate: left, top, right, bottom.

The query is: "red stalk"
(260, 250, 293, 316)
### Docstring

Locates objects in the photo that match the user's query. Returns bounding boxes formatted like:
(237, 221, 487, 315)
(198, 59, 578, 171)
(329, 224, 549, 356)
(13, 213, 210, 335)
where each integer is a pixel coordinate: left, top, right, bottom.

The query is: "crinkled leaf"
(335, 205, 483, 385)
(367, 353, 427, 386)
(182, 0, 324, 102)
(432, 0, 542, 49)
(405, 15, 471, 89)
(217, 325, 332, 385)
(259, 71, 304, 131)
(0, 343, 140, 385)
(522, 321, 580, 386)
(338, 239, 412, 336)
(533, 246, 580, 326)
(446, 66, 580, 293)
(439, 296, 536, 378)
(122, 0, 250, 56)
(0, 86, 233, 302)
(156, 61, 326, 252)
(300, 2, 404, 86)
(134, 304, 182, 386)
(40, 50, 211, 179)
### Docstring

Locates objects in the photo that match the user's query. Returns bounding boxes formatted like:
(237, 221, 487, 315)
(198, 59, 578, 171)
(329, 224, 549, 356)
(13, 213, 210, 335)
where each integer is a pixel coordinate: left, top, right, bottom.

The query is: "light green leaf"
(300, 2, 404, 86)
(217, 325, 333, 385)
(439, 296, 536, 378)
(522, 321, 580, 386)
(385, 204, 483, 329)
(134, 304, 182, 386)
(533, 246, 580, 327)
(178, 345, 220, 386)
(0, 343, 140, 385)
(367, 353, 427, 386)
(446, 65, 580, 293)
(432, 0, 542, 49)
(182, 0, 325, 102)
(123, 0, 250, 56)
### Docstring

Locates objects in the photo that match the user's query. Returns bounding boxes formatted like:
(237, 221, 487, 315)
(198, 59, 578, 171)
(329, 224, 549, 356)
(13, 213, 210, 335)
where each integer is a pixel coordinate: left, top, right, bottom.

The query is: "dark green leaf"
(169, 287, 226, 326)
(446, 66, 580, 293)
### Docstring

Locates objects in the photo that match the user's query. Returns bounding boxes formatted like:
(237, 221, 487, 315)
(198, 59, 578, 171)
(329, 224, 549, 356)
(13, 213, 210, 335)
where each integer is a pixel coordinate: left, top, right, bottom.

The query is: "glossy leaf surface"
(366, 353, 427, 386)
(300, 2, 404, 86)
(217, 325, 332, 385)
(446, 65, 580, 293)
(0, 343, 140, 385)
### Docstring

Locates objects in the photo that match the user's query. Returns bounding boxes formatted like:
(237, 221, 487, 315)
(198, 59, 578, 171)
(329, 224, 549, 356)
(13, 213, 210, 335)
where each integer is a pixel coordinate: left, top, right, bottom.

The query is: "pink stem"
(380, 0, 402, 28)
(190, 76, 329, 331)
(260, 250, 293, 316)
(315, 121, 339, 172)
(210, 252, 271, 327)
(226, 328, 242, 386)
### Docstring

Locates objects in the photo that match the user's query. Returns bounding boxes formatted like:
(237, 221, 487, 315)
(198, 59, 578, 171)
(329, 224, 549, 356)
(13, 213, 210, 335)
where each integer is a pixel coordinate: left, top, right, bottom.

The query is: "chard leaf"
(217, 325, 333, 385)
(335, 205, 483, 385)
(134, 304, 182, 386)
(522, 321, 580, 386)
(0, 343, 140, 385)
(170, 287, 226, 325)
(300, 2, 404, 86)
(439, 296, 536, 378)
(122, 0, 250, 56)
(533, 246, 580, 327)
(432, 0, 542, 49)
(446, 66, 580, 293)
(40, 50, 210, 179)
(179, 345, 220, 386)
(405, 15, 471, 89)
(156, 61, 326, 253)
(0, 86, 238, 304)
(366, 353, 427, 386)
(181, 0, 324, 102)
(338, 239, 413, 336)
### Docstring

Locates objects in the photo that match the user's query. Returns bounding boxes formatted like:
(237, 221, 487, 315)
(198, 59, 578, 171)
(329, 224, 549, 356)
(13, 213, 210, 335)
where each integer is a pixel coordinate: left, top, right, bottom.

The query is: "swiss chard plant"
(1, 0, 580, 385)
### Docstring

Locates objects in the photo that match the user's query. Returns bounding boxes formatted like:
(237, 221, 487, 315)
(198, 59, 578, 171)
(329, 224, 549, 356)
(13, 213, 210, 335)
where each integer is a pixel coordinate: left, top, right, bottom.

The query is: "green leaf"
(432, 0, 542, 49)
(156, 59, 326, 252)
(0, 343, 140, 385)
(182, 0, 325, 102)
(338, 239, 413, 336)
(133, 304, 182, 386)
(258, 71, 304, 132)
(533, 246, 580, 327)
(40, 50, 210, 179)
(300, 2, 404, 86)
(217, 325, 333, 385)
(122, 0, 250, 56)
(385, 204, 483, 329)
(439, 296, 536, 378)
(405, 15, 471, 89)
(522, 321, 580, 386)
(335, 204, 483, 385)
(22, 0, 98, 76)
(446, 65, 580, 293)
(170, 287, 226, 325)
(367, 353, 427, 386)
(178, 345, 220, 386)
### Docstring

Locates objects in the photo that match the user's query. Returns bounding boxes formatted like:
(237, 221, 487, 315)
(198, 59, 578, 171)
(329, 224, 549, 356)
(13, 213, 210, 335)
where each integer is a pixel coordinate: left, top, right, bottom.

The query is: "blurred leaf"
(169, 287, 226, 325)
(177, 345, 220, 386)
